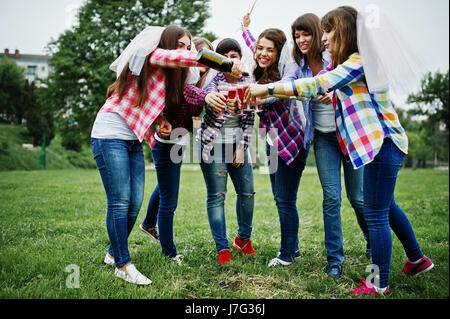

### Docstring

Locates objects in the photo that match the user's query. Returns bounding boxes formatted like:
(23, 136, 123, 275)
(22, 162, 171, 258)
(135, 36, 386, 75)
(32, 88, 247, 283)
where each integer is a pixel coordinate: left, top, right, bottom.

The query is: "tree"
(407, 70, 449, 165)
(44, 0, 214, 148)
(23, 81, 55, 147)
(0, 57, 26, 124)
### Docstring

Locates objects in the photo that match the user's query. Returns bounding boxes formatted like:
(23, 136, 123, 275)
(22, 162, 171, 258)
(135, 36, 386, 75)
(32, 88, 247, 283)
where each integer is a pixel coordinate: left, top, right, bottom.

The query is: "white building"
(1, 48, 52, 83)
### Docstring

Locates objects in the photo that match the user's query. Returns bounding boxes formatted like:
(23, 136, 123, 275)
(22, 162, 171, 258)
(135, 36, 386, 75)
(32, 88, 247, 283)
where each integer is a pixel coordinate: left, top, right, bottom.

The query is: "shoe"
(326, 264, 341, 279)
(104, 253, 115, 266)
(139, 224, 159, 242)
(268, 257, 293, 268)
(218, 250, 233, 265)
(170, 254, 184, 266)
(277, 250, 301, 261)
(114, 264, 152, 285)
(232, 236, 255, 255)
(351, 278, 389, 296)
(402, 255, 434, 276)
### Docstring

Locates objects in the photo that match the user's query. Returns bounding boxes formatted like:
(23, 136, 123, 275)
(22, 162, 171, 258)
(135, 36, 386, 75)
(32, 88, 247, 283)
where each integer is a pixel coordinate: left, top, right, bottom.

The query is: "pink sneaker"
(351, 278, 389, 296)
(402, 255, 434, 276)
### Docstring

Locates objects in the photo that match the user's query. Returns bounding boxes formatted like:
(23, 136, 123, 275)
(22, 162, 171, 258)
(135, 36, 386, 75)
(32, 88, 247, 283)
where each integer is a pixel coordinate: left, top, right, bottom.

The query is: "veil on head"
(357, 7, 427, 97)
(109, 25, 200, 85)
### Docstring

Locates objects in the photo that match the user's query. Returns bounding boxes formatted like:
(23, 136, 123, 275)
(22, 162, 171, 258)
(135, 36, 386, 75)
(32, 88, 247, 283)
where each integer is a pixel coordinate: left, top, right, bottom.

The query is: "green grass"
(0, 167, 448, 299)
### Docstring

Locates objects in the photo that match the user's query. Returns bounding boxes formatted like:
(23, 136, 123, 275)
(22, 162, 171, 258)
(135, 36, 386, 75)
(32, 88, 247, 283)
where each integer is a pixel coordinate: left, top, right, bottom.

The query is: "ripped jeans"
(200, 143, 255, 253)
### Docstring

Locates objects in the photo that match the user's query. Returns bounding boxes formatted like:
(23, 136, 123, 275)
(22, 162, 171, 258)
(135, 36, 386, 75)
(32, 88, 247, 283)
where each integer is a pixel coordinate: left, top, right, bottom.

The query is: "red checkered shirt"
(99, 49, 199, 147)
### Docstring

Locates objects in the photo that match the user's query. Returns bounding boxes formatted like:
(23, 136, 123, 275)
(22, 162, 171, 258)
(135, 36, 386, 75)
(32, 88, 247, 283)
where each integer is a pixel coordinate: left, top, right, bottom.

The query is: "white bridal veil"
(357, 6, 427, 96)
(109, 25, 200, 85)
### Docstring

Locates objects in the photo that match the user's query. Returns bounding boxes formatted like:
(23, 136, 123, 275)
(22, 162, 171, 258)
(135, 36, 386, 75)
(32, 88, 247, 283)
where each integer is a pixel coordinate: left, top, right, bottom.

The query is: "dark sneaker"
(139, 224, 159, 242)
(326, 264, 341, 279)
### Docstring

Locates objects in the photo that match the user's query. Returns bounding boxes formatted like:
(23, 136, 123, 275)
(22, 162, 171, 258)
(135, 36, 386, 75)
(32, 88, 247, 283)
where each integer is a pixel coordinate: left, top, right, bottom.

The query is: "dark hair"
(291, 13, 324, 64)
(215, 38, 242, 57)
(253, 28, 286, 84)
(321, 7, 358, 67)
(106, 24, 191, 114)
(158, 25, 191, 122)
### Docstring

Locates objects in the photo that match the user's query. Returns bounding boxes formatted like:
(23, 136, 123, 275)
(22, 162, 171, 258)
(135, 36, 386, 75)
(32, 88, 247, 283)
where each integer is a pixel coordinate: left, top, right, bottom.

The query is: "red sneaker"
(232, 236, 255, 255)
(218, 250, 232, 265)
(402, 255, 434, 276)
(351, 278, 389, 296)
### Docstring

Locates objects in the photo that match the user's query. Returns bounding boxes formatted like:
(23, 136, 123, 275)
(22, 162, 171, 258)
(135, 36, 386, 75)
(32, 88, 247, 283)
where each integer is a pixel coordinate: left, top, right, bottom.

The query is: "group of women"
(90, 5, 433, 295)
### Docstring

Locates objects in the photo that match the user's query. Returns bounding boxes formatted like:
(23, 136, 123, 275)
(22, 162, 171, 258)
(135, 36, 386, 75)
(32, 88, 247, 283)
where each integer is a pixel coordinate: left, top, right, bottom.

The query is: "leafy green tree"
(44, 0, 213, 148)
(407, 70, 449, 165)
(0, 57, 26, 124)
(23, 81, 55, 147)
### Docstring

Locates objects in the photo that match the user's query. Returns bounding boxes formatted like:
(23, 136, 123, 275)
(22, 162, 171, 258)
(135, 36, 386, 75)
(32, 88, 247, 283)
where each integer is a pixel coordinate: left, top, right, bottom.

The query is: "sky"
(0, 0, 448, 101)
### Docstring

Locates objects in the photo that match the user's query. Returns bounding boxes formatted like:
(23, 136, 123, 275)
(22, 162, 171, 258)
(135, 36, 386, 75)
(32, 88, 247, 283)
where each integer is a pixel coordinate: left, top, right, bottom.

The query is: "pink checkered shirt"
(99, 49, 199, 147)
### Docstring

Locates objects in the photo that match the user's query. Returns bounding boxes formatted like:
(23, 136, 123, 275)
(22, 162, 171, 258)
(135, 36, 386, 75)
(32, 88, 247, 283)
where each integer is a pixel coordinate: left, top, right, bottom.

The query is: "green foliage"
(44, 0, 214, 148)
(407, 70, 449, 131)
(0, 124, 95, 170)
(0, 57, 26, 124)
(23, 81, 55, 147)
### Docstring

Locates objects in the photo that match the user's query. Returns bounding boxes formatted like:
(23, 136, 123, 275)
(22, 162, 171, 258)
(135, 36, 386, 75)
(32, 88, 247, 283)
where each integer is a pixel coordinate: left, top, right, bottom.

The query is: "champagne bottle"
(196, 48, 249, 76)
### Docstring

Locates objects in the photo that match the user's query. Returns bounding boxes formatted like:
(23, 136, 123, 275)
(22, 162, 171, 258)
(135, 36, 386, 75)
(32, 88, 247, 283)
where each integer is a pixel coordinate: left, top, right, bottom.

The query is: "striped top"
(99, 48, 200, 148)
(196, 72, 254, 162)
(283, 52, 408, 169)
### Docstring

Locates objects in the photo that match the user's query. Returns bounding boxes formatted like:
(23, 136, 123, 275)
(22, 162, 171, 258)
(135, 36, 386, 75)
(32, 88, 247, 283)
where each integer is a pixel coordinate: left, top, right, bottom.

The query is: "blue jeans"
(267, 142, 310, 263)
(142, 140, 184, 258)
(314, 130, 370, 267)
(364, 138, 423, 288)
(91, 138, 145, 268)
(200, 143, 255, 253)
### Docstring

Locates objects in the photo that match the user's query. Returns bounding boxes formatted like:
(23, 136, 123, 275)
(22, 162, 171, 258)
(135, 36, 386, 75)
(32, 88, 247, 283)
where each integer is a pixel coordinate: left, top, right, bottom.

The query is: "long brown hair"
(106, 25, 191, 120)
(291, 13, 324, 64)
(321, 7, 358, 67)
(253, 28, 286, 84)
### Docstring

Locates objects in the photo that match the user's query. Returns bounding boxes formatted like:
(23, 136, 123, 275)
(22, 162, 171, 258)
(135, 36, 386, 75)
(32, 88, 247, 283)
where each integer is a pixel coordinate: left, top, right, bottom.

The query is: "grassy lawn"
(0, 166, 448, 300)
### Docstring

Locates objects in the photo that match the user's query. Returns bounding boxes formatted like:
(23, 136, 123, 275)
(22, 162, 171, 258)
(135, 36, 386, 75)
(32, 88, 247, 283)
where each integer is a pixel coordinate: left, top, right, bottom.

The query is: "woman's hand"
(233, 148, 245, 168)
(230, 59, 246, 78)
(205, 92, 227, 113)
(244, 84, 268, 102)
(242, 13, 251, 29)
(226, 98, 240, 114)
(317, 92, 333, 105)
(155, 116, 172, 138)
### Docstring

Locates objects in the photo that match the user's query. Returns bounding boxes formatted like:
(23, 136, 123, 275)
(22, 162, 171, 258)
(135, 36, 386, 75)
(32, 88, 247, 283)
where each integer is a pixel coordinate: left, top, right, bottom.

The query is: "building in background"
(1, 48, 52, 82)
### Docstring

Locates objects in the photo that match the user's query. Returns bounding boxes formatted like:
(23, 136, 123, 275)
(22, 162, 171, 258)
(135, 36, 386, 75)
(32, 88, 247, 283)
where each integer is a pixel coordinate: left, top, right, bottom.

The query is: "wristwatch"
(267, 83, 275, 95)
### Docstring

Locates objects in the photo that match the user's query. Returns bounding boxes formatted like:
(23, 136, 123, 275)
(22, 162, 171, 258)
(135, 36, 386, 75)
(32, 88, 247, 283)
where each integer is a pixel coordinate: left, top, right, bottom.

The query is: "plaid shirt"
(242, 28, 305, 165)
(283, 52, 408, 169)
(196, 72, 254, 161)
(157, 84, 207, 140)
(100, 49, 199, 148)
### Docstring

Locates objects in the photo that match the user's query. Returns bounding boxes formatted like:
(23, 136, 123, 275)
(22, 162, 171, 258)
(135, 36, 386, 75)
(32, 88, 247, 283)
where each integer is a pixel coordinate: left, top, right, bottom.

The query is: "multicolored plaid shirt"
(100, 48, 199, 148)
(196, 72, 254, 161)
(242, 28, 305, 165)
(283, 52, 408, 169)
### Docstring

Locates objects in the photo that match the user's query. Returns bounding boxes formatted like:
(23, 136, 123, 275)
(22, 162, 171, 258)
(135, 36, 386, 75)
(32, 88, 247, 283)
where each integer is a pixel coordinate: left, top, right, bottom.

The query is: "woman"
(138, 29, 242, 266)
(193, 37, 214, 89)
(91, 25, 242, 284)
(244, 7, 433, 294)
(287, 12, 370, 279)
(241, 15, 309, 267)
(197, 38, 255, 265)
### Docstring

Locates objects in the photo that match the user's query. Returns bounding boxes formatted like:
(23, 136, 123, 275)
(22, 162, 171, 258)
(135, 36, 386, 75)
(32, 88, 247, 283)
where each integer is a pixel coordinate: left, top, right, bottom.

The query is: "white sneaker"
(114, 264, 152, 285)
(268, 257, 293, 268)
(171, 254, 184, 266)
(104, 253, 115, 266)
